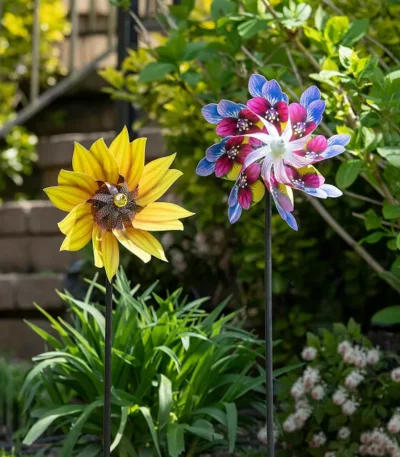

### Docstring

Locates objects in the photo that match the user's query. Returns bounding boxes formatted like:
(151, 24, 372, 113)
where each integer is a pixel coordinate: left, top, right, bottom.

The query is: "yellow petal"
(113, 229, 151, 263)
(131, 218, 184, 232)
(109, 128, 146, 191)
(59, 204, 93, 252)
(44, 185, 90, 212)
(92, 224, 103, 268)
(136, 154, 176, 201)
(124, 228, 167, 261)
(134, 202, 194, 222)
(58, 202, 92, 235)
(100, 229, 120, 281)
(226, 162, 242, 181)
(72, 142, 105, 180)
(250, 181, 265, 205)
(135, 169, 182, 206)
(58, 169, 98, 197)
(89, 138, 120, 184)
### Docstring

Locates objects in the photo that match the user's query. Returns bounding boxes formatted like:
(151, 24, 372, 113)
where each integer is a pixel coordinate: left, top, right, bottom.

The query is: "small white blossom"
(338, 426, 351, 440)
(338, 341, 352, 356)
(302, 346, 317, 361)
(342, 399, 358, 416)
(388, 414, 400, 434)
(291, 378, 305, 400)
(257, 424, 279, 445)
(332, 387, 348, 406)
(345, 370, 365, 390)
(303, 367, 320, 391)
(391, 367, 400, 383)
(367, 348, 380, 366)
(283, 414, 297, 433)
(309, 432, 327, 448)
(311, 385, 325, 401)
(325, 453, 336, 457)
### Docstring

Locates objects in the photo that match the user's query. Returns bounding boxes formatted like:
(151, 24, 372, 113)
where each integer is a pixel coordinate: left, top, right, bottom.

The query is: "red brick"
(31, 236, 78, 272)
(0, 237, 31, 273)
(16, 273, 64, 310)
(0, 274, 17, 310)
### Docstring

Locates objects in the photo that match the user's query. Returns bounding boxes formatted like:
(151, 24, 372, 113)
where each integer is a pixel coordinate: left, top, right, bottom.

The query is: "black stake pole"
(104, 279, 113, 457)
(265, 192, 274, 457)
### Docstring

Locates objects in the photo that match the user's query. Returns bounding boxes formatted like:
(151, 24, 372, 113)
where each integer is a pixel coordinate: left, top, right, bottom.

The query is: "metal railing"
(0, 0, 177, 140)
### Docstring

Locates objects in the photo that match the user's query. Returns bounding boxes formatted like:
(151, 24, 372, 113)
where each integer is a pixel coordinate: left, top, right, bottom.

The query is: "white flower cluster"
(302, 346, 318, 361)
(332, 386, 359, 416)
(388, 413, 400, 435)
(257, 424, 279, 445)
(338, 341, 380, 369)
(345, 370, 365, 390)
(338, 426, 351, 440)
(285, 367, 325, 432)
(359, 428, 400, 456)
(391, 368, 400, 383)
(309, 432, 327, 448)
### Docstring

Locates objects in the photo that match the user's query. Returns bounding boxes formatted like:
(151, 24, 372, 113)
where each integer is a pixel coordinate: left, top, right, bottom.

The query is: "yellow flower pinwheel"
(45, 127, 194, 281)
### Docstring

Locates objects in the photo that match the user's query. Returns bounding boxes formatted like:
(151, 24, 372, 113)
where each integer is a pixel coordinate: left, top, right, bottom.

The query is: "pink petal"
(245, 163, 261, 184)
(215, 155, 233, 177)
(288, 103, 307, 124)
(304, 121, 317, 136)
(247, 97, 271, 116)
(238, 187, 252, 209)
(216, 118, 237, 136)
(275, 101, 289, 122)
(303, 173, 325, 188)
(236, 145, 253, 164)
(226, 136, 245, 148)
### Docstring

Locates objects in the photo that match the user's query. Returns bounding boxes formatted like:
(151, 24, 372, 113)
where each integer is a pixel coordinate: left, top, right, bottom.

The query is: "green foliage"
(0, 0, 68, 196)
(101, 0, 400, 324)
(277, 320, 400, 456)
(22, 269, 267, 457)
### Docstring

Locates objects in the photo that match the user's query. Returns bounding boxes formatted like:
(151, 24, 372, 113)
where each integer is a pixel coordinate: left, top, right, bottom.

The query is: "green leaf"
(154, 346, 181, 372)
(383, 204, 400, 220)
(238, 19, 267, 39)
(140, 407, 161, 457)
(185, 419, 223, 442)
(167, 423, 185, 457)
(158, 374, 172, 430)
(273, 363, 303, 378)
(397, 234, 400, 250)
(364, 209, 382, 230)
(377, 146, 400, 168)
(324, 16, 350, 45)
(211, 0, 237, 18)
(75, 444, 102, 457)
(362, 232, 385, 244)
(341, 19, 369, 46)
(338, 46, 353, 68)
(224, 403, 237, 453)
(139, 62, 176, 83)
(372, 306, 400, 325)
(335, 160, 362, 188)
(110, 406, 129, 452)
(24, 405, 84, 445)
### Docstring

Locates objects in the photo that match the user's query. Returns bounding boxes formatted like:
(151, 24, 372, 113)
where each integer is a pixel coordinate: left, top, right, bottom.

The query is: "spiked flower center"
(293, 122, 306, 137)
(236, 118, 252, 132)
(238, 173, 248, 188)
(227, 146, 239, 160)
(265, 108, 279, 122)
(113, 192, 128, 208)
(89, 178, 142, 231)
(270, 138, 287, 158)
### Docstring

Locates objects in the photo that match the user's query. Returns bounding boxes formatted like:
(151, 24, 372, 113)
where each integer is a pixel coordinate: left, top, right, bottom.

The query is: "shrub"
(277, 320, 400, 457)
(22, 269, 267, 457)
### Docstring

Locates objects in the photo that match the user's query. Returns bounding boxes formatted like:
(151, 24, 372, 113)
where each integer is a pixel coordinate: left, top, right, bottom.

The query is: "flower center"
(238, 173, 248, 188)
(227, 146, 239, 160)
(236, 118, 252, 132)
(113, 192, 128, 208)
(293, 122, 306, 137)
(265, 108, 279, 122)
(270, 138, 286, 157)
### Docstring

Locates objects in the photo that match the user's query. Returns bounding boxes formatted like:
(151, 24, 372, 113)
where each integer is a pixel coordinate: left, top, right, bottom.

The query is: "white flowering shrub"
(277, 320, 400, 457)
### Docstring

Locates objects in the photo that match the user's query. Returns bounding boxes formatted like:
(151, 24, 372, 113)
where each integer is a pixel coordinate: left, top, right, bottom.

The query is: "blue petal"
(248, 74, 267, 97)
(273, 197, 298, 231)
(282, 92, 289, 104)
(196, 158, 215, 176)
(328, 134, 351, 147)
(306, 100, 325, 124)
(320, 184, 342, 198)
(228, 184, 239, 207)
(202, 104, 223, 124)
(321, 145, 345, 160)
(261, 80, 285, 105)
(300, 86, 321, 108)
(228, 202, 242, 224)
(217, 100, 246, 118)
(206, 138, 229, 162)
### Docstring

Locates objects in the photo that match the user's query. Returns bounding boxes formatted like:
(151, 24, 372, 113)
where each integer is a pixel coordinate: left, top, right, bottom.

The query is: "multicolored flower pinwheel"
(197, 74, 350, 230)
(45, 128, 194, 280)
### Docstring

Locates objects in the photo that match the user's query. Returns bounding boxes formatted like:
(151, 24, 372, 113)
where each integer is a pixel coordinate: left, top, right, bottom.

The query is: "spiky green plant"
(21, 269, 271, 457)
